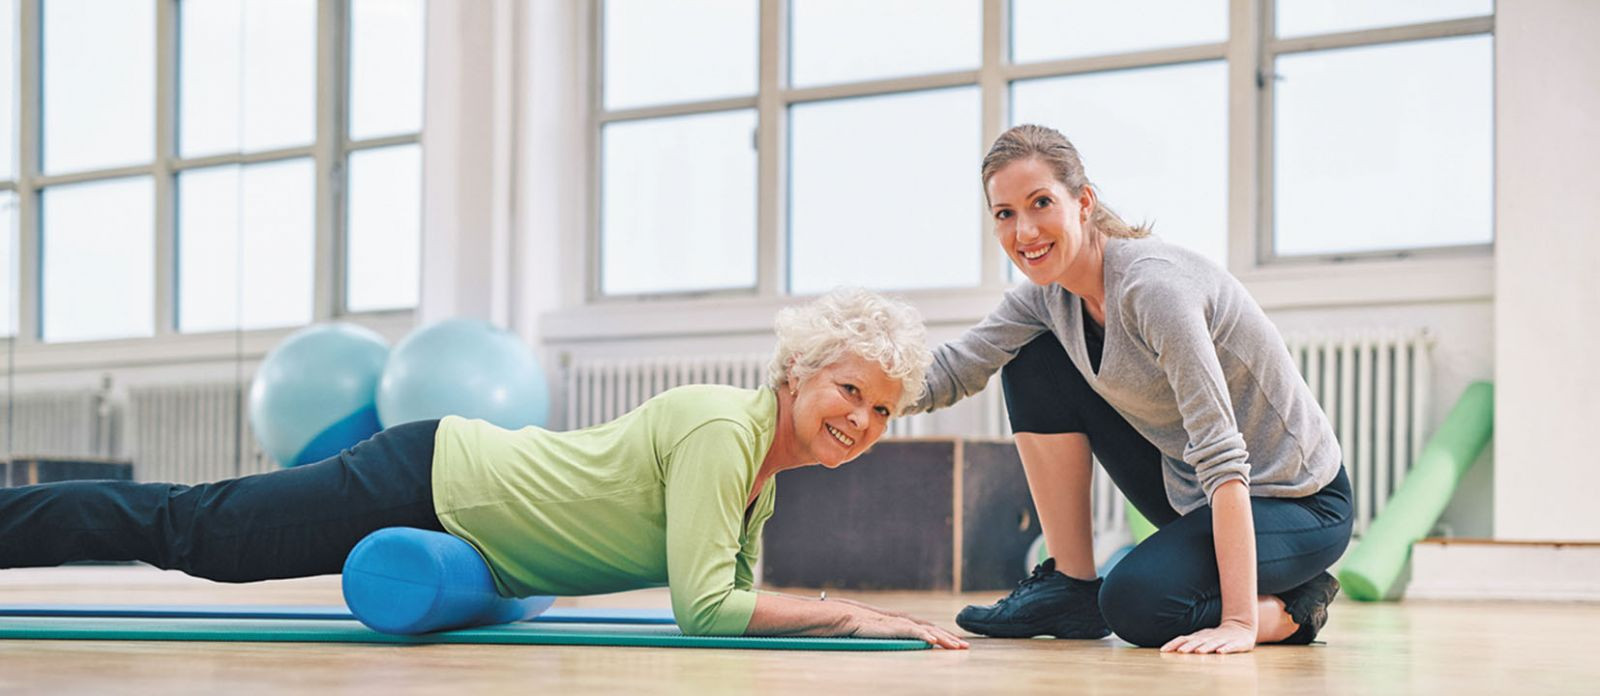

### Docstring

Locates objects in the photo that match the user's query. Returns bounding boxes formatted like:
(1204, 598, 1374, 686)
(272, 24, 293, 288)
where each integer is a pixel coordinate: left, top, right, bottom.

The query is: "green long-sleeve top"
(431, 384, 779, 636)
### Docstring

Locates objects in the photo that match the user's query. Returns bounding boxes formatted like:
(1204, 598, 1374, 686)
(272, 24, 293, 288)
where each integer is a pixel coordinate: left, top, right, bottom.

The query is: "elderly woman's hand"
(846, 610, 969, 649)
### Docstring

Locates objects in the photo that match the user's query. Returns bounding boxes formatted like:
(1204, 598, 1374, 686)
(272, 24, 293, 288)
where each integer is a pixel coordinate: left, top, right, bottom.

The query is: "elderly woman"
(0, 288, 966, 649)
(912, 125, 1352, 653)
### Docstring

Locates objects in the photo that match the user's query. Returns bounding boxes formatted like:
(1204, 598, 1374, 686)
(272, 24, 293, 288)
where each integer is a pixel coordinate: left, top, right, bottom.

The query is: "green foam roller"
(1338, 382, 1494, 602)
(1126, 501, 1156, 543)
(1024, 500, 1160, 573)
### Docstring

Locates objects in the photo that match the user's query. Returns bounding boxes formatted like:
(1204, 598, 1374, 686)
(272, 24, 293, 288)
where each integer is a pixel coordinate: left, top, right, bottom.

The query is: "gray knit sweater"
(913, 236, 1341, 514)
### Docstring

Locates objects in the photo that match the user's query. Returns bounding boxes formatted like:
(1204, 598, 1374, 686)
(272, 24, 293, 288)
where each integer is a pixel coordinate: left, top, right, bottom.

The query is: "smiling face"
(986, 157, 1097, 287)
(784, 352, 902, 469)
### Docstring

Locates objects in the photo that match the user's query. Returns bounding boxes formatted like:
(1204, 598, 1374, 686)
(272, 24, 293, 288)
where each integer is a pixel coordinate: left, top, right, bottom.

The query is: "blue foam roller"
(1097, 544, 1135, 576)
(342, 527, 556, 635)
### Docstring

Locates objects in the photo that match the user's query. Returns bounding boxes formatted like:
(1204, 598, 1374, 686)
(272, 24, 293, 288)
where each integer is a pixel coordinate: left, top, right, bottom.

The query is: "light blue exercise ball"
(376, 319, 550, 430)
(249, 323, 390, 468)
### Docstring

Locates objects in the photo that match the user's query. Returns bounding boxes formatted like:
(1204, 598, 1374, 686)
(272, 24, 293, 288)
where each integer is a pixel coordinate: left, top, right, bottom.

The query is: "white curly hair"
(767, 288, 932, 415)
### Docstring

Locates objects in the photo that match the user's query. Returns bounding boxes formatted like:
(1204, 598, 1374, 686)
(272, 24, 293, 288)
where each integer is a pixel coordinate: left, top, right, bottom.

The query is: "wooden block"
(761, 438, 1038, 591)
(958, 441, 1040, 591)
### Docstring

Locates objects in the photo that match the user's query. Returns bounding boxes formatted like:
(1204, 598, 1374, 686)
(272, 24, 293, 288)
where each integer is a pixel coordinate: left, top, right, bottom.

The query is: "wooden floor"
(1, 566, 1596, 695)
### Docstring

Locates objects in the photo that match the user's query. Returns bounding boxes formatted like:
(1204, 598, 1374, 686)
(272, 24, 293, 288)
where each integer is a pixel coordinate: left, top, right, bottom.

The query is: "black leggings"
(0, 420, 444, 582)
(1002, 334, 1353, 647)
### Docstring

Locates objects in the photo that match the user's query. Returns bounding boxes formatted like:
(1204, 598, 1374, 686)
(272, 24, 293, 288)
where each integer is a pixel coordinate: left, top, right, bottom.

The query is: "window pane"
(789, 88, 981, 294)
(178, 159, 314, 333)
(600, 110, 756, 296)
(346, 144, 421, 311)
(602, 0, 756, 110)
(1274, 36, 1492, 256)
(179, 0, 240, 157)
(180, 0, 316, 157)
(42, 177, 155, 342)
(1011, 0, 1227, 64)
(1011, 61, 1230, 269)
(0, 191, 14, 337)
(350, 0, 424, 141)
(1277, 0, 1493, 39)
(43, 0, 155, 174)
(0, 0, 15, 180)
(789, 0, 978, 87)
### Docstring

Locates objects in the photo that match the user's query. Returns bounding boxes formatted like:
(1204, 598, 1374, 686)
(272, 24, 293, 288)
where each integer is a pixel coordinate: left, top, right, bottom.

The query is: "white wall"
(418, 0, 517, 327)
(1492, 0, 1600, 542)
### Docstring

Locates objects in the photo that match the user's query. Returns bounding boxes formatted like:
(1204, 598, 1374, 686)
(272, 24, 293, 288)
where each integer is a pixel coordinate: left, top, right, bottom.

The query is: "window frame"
(0, 0, 421, 364)
(1256, 6, 1496, 265)
(575, 0, 1496, 327)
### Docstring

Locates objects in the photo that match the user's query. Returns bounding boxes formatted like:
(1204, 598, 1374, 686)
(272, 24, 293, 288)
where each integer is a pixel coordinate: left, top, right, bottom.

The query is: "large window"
(1267, 2, 1494, 259)
(0, 0, 425, 346)
(345, 0, 423, 312)
(592, 0, 1494, 300)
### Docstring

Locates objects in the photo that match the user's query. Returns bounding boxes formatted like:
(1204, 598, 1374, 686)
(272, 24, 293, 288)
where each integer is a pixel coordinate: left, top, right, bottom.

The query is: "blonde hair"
(980, 124, 1150, 238)
(767, 288, 931, 414)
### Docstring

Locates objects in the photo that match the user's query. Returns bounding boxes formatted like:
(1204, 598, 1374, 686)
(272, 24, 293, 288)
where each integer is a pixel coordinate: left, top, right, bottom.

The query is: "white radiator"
(562, 355, 772, 431)
(562, 328, 1434, 538)
(1285, 330, 1434, 535)
(0, 388, 113, 458)
(126, 381, 276, 484)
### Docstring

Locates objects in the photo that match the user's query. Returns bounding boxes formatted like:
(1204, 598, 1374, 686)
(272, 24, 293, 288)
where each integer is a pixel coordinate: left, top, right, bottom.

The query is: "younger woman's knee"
(1098, 561, 1191, 648)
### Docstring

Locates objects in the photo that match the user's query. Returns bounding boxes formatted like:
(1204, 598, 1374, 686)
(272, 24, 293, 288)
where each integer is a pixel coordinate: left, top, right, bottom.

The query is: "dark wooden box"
(761, 438, 1038, 591)
(2, 457, 134, 487)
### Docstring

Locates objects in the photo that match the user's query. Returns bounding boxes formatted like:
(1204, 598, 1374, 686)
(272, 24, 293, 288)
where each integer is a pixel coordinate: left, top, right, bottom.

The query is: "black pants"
(1002, 334, 1353, 647)
(0, 420, 444, 582)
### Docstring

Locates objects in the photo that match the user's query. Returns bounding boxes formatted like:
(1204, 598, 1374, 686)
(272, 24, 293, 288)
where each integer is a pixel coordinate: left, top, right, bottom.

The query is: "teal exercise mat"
(0, 604, 675, 624)
(0, 616, 930, 651)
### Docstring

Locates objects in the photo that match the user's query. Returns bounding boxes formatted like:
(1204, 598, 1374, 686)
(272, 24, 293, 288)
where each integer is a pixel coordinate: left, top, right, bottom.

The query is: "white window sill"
(541, 254, 1494, 344)
(0, 312, 416, 375)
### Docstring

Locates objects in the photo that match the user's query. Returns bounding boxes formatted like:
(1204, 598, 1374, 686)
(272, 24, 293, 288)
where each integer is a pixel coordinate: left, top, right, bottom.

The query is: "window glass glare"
(1011, 0, 1227, 64)
(789, 0, 979, 88)
(1274, 36, 1493, 256)
(42, 178, 156, 342)
(43, 0, 156, 174)
(0, 191, 14, 337)
(346, 144, 422, 311)
(181, 0, 315, 157)
(789, 87, 981, 294)
(349, 0, 425, 140)
(1276, 0, 1493, 39)
(603, 0, 756, 110)
(240, 0, 315, 150)
(178, 159, 314, 333)
(0, 0, 16, 180)
(179, 0, 242, 157)
(1010, 61, 1230, 271)
(601, 110, 757, 296)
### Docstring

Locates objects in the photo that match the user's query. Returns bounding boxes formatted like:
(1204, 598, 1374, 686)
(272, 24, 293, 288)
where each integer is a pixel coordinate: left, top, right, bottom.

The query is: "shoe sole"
(956, 616, 1109, 640)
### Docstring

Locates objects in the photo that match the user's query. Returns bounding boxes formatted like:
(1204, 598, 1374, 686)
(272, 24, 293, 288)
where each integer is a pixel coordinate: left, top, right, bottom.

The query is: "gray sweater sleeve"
(1120, 260, 1251, 501)
(910, 287, 1051, 415)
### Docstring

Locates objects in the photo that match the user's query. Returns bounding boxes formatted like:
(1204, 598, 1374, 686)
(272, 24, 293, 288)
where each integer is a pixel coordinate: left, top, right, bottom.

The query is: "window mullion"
(755, 0, 783, 298)
(1228, 0, 1264, 273)
(1253, 0, 1276, 267)
(313, 0, 346, 320)
(978, 0, 1006, 289)
(584, 0, 601, 302)
(153, 0, 176, 337)
(15, 0, 39, 345)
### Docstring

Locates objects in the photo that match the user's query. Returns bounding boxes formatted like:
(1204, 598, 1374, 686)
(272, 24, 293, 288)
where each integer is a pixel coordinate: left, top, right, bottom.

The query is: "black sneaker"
(1278, 571, 1340, 645)
(955, 557, 1110, 639)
